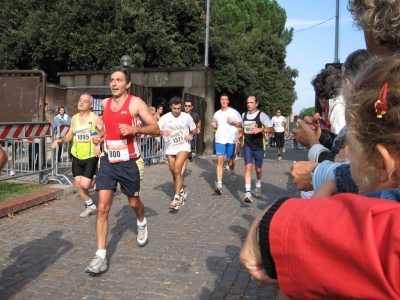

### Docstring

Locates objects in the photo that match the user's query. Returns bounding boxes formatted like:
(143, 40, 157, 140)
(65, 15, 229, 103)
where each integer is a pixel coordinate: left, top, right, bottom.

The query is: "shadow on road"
(0, 230, 73, 299)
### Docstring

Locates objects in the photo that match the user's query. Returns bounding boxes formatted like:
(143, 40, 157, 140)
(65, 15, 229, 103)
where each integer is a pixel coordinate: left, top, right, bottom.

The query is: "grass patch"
(0, 182, 48, 203)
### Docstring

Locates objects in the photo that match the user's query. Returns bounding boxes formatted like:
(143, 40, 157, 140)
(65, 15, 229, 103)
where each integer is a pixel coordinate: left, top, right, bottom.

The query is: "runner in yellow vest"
(52, 93, 103, 217)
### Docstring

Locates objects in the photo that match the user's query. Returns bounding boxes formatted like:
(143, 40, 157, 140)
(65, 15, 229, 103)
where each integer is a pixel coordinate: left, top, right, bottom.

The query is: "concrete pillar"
(204, 68, 215, 154)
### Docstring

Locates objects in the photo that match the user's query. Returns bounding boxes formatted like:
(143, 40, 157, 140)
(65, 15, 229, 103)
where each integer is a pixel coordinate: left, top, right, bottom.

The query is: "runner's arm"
(196, 119, 201, 134)
(93, 114, 104, 142)
(228, 114, 243, 129)
(127, 97, 160, 136)
(92, 114, 104, 154)
(260, 112, 274, 134)
(93, 99, 108, 145)
(186, 116, 197, 140)
(236, 129, 243, 143)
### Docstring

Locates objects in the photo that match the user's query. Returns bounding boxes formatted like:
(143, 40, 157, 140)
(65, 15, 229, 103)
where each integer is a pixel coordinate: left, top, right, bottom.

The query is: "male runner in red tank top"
(85, 66, 160, 274)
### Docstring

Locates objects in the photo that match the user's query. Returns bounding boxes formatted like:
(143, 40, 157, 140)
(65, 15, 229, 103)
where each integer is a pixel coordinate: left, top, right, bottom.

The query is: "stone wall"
(54, 67, 215, 154)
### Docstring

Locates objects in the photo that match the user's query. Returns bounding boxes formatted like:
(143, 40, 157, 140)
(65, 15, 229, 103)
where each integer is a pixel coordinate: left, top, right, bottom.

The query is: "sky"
(277, 0, 366, 114)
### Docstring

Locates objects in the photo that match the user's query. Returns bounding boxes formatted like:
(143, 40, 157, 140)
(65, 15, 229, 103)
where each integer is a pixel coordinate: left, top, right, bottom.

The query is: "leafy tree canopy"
(0, 0, 297, 115)
(299, 106, 315, 119)
(210, 0, 298, 115)
(0, 0, 205, 82)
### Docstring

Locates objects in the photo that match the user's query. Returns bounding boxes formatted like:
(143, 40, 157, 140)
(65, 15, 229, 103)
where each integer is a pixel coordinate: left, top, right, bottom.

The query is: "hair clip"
(374, 83, 389, 118)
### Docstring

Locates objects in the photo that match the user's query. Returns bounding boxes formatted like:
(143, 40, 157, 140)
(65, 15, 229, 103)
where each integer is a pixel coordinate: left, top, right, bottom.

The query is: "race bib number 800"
(106, 140, 130, 163)
(108, 150, 122, 158)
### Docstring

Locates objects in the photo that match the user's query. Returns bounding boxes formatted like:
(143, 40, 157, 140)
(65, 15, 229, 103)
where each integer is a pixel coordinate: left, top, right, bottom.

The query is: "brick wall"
(46, 85, 80, 118)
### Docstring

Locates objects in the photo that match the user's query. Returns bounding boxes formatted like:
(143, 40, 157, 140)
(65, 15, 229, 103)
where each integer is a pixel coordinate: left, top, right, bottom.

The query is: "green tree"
(0, 0, 297, 114)
(209, 0, 298, 115)
(299, 107, 315, 119)
(0, 0, 205, 82)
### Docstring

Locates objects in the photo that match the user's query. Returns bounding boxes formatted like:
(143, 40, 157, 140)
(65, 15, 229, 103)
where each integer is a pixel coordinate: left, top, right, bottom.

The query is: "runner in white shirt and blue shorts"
(211, 93, 242, 195)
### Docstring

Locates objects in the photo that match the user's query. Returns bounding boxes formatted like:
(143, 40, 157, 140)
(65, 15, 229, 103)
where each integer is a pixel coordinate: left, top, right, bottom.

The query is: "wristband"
(309, 169, 314, 185)
(308, 144, 329, 162)
(309, 165, 318, 186)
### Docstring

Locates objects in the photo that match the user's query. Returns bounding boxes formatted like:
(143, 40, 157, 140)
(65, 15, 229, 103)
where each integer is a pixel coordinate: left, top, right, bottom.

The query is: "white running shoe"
(277, 156, 282, 161)
(80, 205, 97, 218)
(179, 191, 187, 206)
(85, 255, 107, 274)
(255, 186, 261, 198)
(169, 197, 180, 210)
(137, 222, 148, 246)
(214, 185, 222, 195)
(243, 192, 253, 203)
(282, 147, 286, 153)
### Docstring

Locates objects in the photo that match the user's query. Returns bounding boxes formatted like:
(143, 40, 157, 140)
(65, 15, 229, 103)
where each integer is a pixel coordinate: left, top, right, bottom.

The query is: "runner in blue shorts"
(85, 67, 160, 274)
(241, 95, 275, 203)
(211, 93, 242, 194)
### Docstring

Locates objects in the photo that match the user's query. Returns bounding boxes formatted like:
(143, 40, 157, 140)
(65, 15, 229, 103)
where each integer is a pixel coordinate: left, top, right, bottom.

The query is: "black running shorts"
(95, 154, 144, 197)
(275, 132, 285, 148)
(71, 156, 99, 179)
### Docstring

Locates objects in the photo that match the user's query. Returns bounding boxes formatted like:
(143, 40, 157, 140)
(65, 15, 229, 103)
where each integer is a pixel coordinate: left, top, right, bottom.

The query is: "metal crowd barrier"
(0, 122, 197, 184)
(139, 136, 167, 165)
(139, 134, 198, 165)
(52, 125, 73, 184)
(0, 122, 71, 184)
(284, 135, 305, 150)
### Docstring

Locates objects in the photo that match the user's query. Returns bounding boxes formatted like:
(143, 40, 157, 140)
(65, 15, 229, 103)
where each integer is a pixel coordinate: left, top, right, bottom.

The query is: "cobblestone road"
(0, 147, 307, 299)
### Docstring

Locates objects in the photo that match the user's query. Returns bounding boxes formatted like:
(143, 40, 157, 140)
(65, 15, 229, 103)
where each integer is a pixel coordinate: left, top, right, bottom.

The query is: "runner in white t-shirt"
(211, 93, 242, 194)
(158, 97, 197, 210)
(270, 108, 287, 160)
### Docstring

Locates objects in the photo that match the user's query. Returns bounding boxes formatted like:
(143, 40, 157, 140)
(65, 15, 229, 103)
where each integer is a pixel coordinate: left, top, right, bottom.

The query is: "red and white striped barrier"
(58, 125, 70, 137)
(0, 122, 52, 141)
(0, 122, 54, 182)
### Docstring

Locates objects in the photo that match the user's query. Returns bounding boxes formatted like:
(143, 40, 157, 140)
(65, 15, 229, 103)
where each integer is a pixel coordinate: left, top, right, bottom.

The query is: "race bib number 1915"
(244, 121, 256, 133)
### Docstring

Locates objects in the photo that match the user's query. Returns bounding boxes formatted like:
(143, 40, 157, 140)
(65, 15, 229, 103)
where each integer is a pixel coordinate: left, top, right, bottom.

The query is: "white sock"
(174, 194, 180, 199)
(96, 249, 106, 259)
(180, 188, 184, 194)
(85, 199, 94, 207)
(217, 182, 222, 188)
(256, 180, 261, 187)
(137, 217, 147, 227)
(245, 184, 251, 192)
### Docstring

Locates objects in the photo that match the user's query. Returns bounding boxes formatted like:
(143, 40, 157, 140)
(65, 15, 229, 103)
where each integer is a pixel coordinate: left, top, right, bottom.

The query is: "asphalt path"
(0, 147, 307, 299)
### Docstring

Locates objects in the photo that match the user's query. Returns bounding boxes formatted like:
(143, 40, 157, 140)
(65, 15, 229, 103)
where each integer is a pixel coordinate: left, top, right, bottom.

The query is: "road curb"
(0, 184, 75, 217)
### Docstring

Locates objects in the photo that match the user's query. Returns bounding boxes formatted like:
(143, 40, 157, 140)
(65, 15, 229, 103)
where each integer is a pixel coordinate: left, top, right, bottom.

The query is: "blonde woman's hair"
(348, 0, 400, 49)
